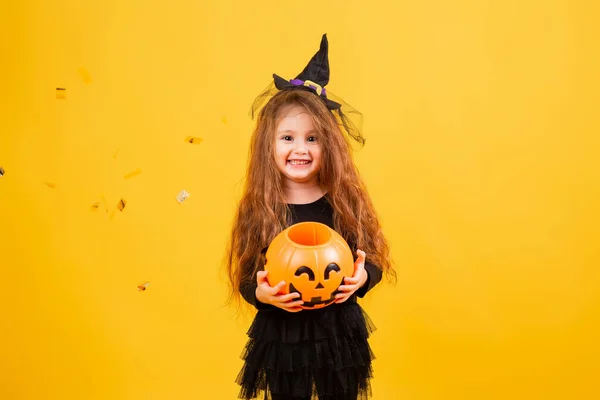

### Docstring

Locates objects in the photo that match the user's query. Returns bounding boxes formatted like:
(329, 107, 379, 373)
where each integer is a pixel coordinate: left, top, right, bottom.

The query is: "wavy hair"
(226, 89, 395, 307)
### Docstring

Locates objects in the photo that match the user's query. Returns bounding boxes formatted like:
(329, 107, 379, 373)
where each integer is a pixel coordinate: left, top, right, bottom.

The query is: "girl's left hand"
(335, 249, 368, 304)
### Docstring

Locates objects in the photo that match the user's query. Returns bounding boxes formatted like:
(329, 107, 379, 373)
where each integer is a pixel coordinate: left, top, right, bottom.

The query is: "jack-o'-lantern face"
(290, 262, 344, 308)
(265, 222, 354, 310)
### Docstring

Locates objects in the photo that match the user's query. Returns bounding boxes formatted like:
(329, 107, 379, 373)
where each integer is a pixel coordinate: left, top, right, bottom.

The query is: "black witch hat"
(250, 34, 365, 145)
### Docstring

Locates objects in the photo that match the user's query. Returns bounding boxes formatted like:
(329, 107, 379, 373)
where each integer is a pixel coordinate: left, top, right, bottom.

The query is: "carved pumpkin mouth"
(289, 282, 341, 308)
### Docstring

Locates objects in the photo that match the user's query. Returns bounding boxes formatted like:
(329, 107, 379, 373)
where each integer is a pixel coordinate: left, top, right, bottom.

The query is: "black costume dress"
(236, 196, 382, 400)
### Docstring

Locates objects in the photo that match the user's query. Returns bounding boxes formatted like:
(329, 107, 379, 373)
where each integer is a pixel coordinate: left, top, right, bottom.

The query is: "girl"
(226, 34, 395, 400)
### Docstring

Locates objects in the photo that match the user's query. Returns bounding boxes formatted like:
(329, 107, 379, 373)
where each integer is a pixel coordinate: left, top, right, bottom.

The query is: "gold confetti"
(124, 168, 142, 180)
(113, 148, 120, 160)
(176, 189, 190, 204)
(56, 88, 66, 99)
(184, 136, 203, 145)
(137, 282, 150, 291)
(117, 198, 127, 211)
(78, 67, 92, 84)
(0, 166, 5, 177)
(101, 195, 109, 213)
(222, 116, 228, 124)
(90, 201, 101, 211)
(44, 181, 56, 188)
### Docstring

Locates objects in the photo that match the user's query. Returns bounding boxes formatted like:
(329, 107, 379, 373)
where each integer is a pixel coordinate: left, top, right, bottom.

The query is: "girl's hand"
(255, 270, 304, 312)
(335, 249, 368, 304)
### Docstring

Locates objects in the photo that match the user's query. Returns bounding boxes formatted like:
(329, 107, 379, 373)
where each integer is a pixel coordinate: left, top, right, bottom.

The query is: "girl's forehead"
(277, 104, 310, 118)
(276, 105, 315, 131)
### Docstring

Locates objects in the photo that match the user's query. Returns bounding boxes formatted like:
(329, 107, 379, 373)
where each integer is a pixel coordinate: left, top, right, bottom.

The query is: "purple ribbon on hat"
(289, 79, 327, 96)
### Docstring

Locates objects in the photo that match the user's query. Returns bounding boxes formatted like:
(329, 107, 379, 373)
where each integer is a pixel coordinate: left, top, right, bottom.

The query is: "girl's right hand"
(255, 270, 304, 312)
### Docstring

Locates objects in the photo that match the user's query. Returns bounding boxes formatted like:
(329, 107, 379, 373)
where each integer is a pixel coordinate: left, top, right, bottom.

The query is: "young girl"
(226, 34, 395, 400)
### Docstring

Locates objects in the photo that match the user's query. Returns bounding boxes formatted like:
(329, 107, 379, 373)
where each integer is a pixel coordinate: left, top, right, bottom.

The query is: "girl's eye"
(307, 136, 317, 142)
(283, 135, 293, 141)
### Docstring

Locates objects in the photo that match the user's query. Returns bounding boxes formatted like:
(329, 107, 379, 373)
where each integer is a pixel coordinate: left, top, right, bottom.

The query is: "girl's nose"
(293, 142, 308, 154)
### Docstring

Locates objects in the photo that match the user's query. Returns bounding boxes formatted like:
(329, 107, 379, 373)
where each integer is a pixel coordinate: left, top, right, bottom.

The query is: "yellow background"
(1, 0, 599, 399)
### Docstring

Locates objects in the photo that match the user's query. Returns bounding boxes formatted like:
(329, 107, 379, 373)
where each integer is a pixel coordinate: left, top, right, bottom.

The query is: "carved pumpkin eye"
(324, 263, 341, 280)
(294, 266, 315, 281)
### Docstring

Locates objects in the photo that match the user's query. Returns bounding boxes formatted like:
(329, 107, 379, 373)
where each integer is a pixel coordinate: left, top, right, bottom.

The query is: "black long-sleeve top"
(239, 195, 383, 310)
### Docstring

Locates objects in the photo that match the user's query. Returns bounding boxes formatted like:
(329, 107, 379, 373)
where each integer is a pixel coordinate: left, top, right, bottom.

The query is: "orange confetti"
(124, 168, 142, 180)
(56, 88, 66, 99)
(0, 166, 5, 177)
(44, 181, 56, 188)
(137, 282, 150, 291)
(184, 136, 203, 145)
(117, 198, 126, 211)
(90, 201, 101, 211)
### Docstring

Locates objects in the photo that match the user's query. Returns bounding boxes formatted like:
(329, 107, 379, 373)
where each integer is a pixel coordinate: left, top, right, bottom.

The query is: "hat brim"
(272, 74, 341, 110)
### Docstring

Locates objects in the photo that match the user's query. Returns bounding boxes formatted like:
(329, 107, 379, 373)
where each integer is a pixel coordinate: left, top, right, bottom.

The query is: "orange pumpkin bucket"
(264, 222, 354, 309)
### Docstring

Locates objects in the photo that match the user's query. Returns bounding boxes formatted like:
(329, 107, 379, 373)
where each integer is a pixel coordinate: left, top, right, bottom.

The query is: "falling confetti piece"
(56, 88, 66, 99)
(90, 201, 101, 211)
(0, 167, 4, 177)
(101, 195, 109, 213)
(113, 148, 120, 160)
(184, 136, 203, 145)
(117, 198, 127, 211)
(124, 168, 142, 180)
(137, 282, 150, 291)
(222, 116, 228, 124)
(44, 181, 56, 188)
(176, 190, 190, 204)
(78, 67, 92, 84)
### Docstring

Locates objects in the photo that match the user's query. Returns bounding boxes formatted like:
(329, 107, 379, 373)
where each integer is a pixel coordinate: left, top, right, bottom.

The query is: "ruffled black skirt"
(236, 302, 376, 400)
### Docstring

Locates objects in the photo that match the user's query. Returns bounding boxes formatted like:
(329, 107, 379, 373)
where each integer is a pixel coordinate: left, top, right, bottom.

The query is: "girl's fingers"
(335, 295, 349, 304)
(283, 299, 304, 308)
(278, 292, 301, 302)
(344, 276, 360, 284)
(271, 280, 286, 294)
(338, 284, 358, 292)
(279, 300, 304, 311)
(356, 249, 366, 260)
(256, 270, 268, 283)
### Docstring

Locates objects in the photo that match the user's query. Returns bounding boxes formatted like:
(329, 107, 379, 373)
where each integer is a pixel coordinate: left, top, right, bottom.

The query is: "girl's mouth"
(288, 160, 311, 166)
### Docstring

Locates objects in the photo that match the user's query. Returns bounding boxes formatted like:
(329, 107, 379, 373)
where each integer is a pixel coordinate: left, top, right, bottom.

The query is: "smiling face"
(289, 262, 344, 308)
(274, 104, 323, 187)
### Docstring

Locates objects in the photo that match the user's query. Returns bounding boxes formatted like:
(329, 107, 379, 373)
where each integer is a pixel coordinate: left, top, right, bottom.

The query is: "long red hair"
(225, 89, 395, 307)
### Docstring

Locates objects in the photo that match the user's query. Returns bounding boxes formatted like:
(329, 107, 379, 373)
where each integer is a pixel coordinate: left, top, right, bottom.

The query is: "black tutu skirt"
(236, 302, 376, 400)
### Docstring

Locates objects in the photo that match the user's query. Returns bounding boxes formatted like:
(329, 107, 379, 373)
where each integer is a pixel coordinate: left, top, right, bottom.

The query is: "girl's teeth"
(290, 160, 309, 165)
